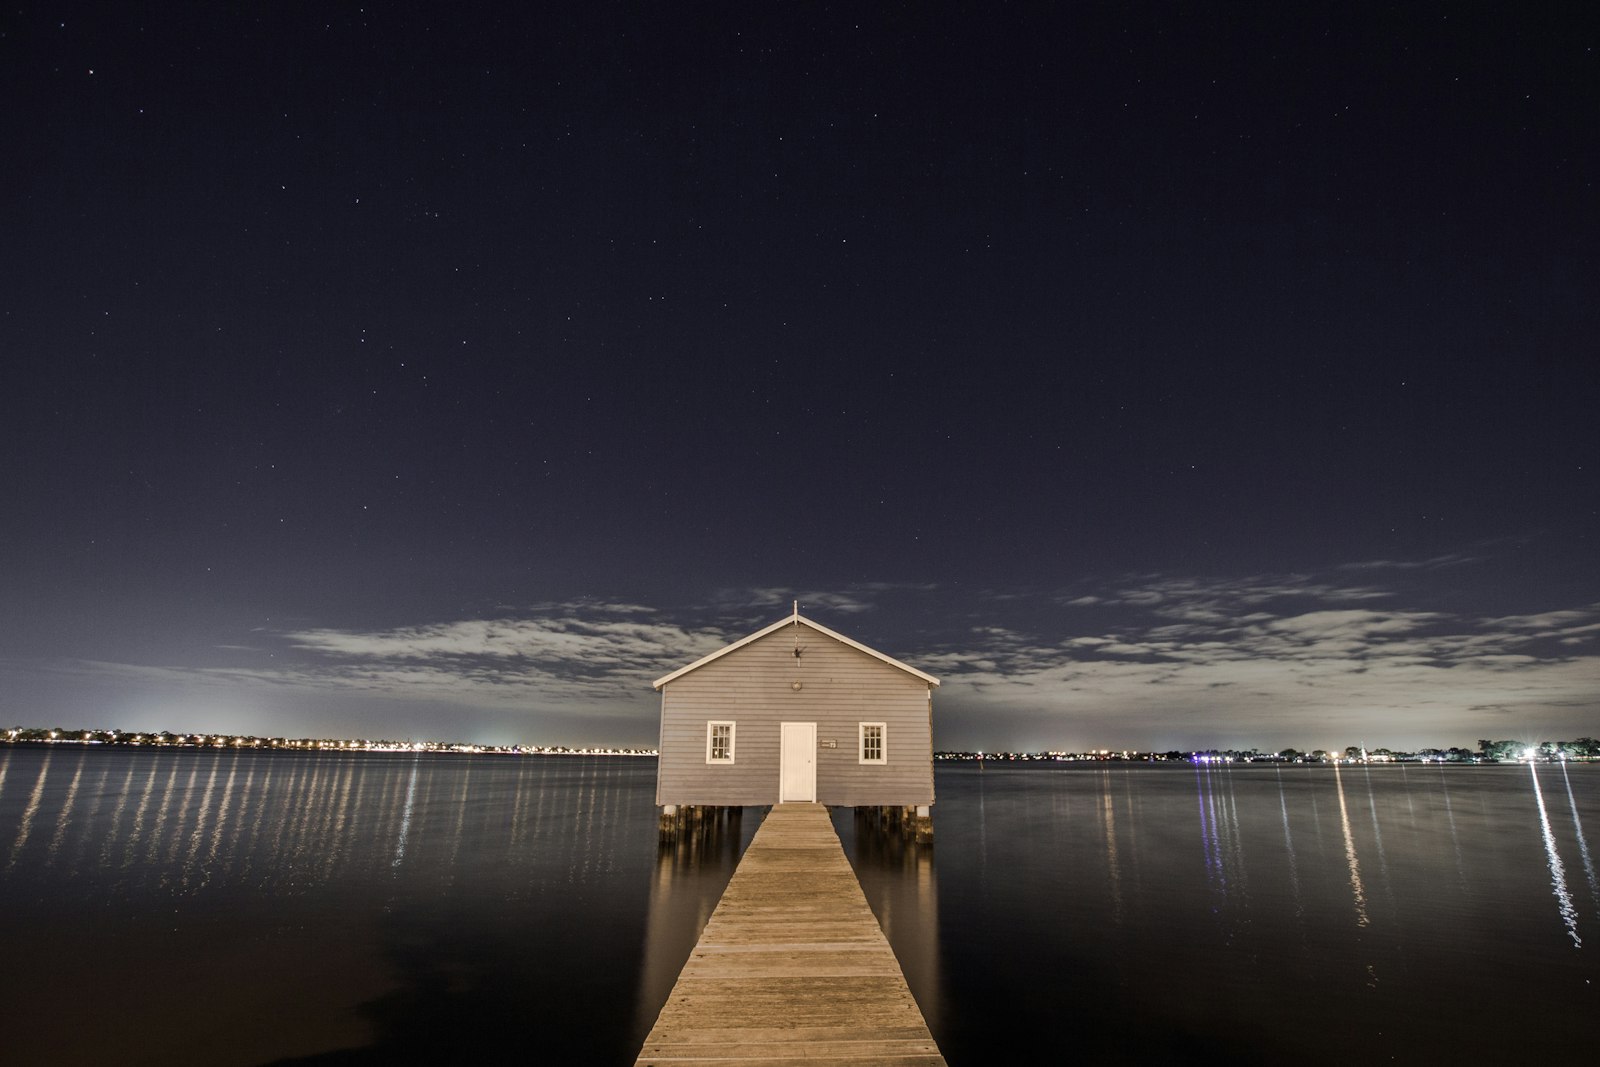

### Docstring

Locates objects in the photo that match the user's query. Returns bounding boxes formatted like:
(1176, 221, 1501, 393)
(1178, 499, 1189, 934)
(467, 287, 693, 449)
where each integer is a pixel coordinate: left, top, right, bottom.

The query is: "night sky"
(4, 4, 1595, 751)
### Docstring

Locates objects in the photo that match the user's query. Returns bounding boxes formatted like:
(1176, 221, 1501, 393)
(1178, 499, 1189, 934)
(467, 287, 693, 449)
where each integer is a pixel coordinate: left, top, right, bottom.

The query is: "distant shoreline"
(0, 734, 655, 757)
(6, 736, 1596, 768)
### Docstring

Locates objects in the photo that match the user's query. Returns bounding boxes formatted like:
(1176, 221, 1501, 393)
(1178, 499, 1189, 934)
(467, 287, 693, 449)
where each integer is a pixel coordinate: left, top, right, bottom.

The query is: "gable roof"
(651, 610, 941, 690)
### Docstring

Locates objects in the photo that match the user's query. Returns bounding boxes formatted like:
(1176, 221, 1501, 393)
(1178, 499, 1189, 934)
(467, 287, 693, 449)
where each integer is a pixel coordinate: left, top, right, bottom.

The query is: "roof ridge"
(651, 613, 940, 689)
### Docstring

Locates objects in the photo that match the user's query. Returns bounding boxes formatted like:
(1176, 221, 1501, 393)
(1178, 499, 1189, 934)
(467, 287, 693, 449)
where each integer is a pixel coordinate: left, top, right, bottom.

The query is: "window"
(707, 721, 735, 764)
(859, 722, 886, 764)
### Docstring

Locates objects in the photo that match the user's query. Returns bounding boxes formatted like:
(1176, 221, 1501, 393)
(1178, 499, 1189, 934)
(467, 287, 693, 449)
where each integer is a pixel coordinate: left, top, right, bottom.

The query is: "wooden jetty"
(636, 802, 945, 1066)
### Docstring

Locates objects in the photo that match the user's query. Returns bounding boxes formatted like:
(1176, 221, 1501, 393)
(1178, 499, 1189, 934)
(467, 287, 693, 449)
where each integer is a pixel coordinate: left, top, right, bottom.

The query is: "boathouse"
(652, 608, 939, 815)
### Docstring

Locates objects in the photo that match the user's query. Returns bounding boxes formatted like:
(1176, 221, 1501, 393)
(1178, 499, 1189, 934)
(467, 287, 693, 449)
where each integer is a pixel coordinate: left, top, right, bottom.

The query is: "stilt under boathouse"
(651, 606, 939, 840)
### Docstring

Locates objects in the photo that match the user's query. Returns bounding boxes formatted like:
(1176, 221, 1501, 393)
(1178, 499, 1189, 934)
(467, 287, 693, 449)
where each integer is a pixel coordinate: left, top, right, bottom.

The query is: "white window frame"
(859, 722, 887, 765)
(706, 721, 736, 764)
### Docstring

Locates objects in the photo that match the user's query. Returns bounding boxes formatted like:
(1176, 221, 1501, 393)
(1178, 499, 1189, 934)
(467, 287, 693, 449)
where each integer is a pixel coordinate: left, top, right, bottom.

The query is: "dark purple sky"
(4, 4, 1595, 750)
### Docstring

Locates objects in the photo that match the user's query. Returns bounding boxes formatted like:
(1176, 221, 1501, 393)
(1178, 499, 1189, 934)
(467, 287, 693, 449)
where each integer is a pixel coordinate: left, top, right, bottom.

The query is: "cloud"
(20, 568, 1596, 751)
(735, 582, 937, 616)
(274, 604, 729, 704)
(1484, 608, 1600, 634)
(1337, 553, 1481, 571)
(928, 573, 1600, 749)
(31, 603, 732, 728)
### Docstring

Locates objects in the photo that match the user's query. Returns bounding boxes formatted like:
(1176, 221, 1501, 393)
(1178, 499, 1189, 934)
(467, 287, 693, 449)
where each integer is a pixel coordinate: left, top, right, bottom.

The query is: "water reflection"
(5, 749, 1596, 1066)
(1101, 770, 1123, 924)
(8, 748, 51, 866)
(1196, 764, 1223, 893)
(633, 806, 752, 1048)
(67, 755, 108, 873)
(98, 759, 137, 869)
(836, 807, 944, 1040)
(392, 757, 420, 868)
(1529, 761, 1581, 947)
(45, 750, 86, 865)
(1, 747, 682, 907)
(1437, 761, 1467, 885)
(238, 755, 270, 881)
(1362, 765, 1395, 905)
(122, 753, 160, 867)
(1560, 761, 1599, 904)
(2, 748, 676, 1066)
(205, 752, 240, 878)
(146, 758, 183, 864)
(1331, 761, 1370, 928)
(180, 754, 221, 887)
(1276, 766, 1303, 918)
(326, 756, 358, 876)
(1195, 764, 1248, 901)
(444, 758, 471, 876)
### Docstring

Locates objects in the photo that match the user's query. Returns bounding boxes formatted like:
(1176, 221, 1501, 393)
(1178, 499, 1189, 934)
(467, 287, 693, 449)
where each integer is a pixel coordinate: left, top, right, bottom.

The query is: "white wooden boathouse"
(652, 608, 939, 831)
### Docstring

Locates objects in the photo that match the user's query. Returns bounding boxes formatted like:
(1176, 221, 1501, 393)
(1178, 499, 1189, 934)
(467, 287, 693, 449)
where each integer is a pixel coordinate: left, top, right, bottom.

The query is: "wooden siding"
(657, 621, 934, 808)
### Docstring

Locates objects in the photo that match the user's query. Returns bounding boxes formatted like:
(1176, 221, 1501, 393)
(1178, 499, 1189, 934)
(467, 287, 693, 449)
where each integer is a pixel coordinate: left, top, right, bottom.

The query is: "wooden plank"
(635, 803, 944, 1066)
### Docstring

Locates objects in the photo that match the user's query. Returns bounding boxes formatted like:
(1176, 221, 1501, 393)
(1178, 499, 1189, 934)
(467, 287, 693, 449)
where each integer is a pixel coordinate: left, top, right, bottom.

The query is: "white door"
(779, 722, 817, 802)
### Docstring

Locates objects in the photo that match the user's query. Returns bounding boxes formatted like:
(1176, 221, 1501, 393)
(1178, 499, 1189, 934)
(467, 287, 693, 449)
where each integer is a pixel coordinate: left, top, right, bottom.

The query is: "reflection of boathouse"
(651, 608, 939, 831)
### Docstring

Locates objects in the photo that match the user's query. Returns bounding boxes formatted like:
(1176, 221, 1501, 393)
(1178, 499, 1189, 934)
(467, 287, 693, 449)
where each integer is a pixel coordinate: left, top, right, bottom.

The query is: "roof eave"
(651, 613, 940, 690)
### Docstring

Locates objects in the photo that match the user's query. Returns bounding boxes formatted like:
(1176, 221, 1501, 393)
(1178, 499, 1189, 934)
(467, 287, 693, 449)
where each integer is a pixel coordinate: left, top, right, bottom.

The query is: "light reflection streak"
(8, 750, 53, 867)
(313, 760, 340, 880)
(578, 770, 598, 883)
(182, 757, 222, 886)
(204, 753, 241, 882)
(1362, 767, 1399, 928)
(291, 759, 327, 866)
(268, 758, 304, 872)
(325, 760, 359, 880)
(100, 760, 139, 868)
(1332, 762, 1370, 927)
(0, 749, 12, 801)
(446, 761, 472, 878)
(1437, 763, 1466, 885)
(279, 759, 307, 869)
(1196, 765, 1222, 892)
(386, 760, 412, 849)
(1223, 767, 1248, 895)
(509, 760, 531, 848)
(223, 757, 257, 878)
(392, 757, 420, 868)
(975, 759, 987, 886)
(69, 757, 112, 874)
(589, 762, 612, 877)
(123, 754, 164, 867)
(1362, 766, 1392, 884)
(316, 760, 346, 851)
(1557, 762, 1598, 905)
(534, 758, 552, 837)
(1198, 764, 1248, 900)
(1529, 762, 1581, 948)
(1121, 770, 1139, 893)
(160, 761, 201, 865)
(1276, 767, 1302, 918)
(1101, 770, 1122, 924)
(46, 751, 87, 866)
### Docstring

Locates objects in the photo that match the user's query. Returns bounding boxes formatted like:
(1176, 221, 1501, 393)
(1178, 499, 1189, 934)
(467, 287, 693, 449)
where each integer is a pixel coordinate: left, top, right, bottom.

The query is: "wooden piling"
(658, 804, 743, 843)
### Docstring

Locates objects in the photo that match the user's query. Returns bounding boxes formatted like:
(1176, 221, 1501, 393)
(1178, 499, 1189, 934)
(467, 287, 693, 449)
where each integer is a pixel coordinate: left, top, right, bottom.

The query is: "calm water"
(3, 748, 1598, 1064)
